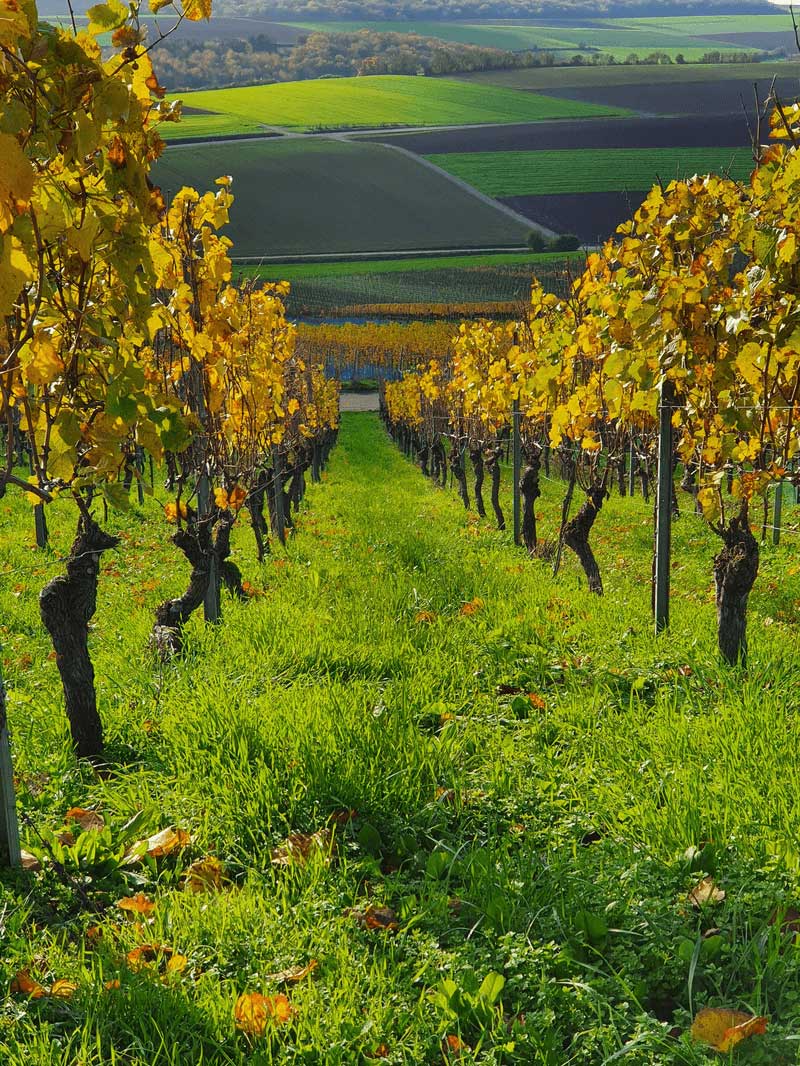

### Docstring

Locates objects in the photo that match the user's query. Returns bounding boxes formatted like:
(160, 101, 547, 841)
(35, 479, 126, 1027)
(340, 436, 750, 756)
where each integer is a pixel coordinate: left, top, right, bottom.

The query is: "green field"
(612, 13, 797, 36)
(3, 413, 800, 1063)
(285, 18, 748, 60)
(154, 138, 532, 256)
(425, 147, 754, 197)
(169, 75, 627, 136)
(234, 250, 576, 280)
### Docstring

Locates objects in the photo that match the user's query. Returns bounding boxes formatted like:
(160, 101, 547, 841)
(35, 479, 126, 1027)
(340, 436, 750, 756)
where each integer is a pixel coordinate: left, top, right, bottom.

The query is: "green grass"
(161, 113, 270, 141)
(2, 413, 800, 1063)
(426, 147, 754, 197)
(612, 13, 797, 37)
(153, 138, 531, 257)
(171, 75, 627, 134)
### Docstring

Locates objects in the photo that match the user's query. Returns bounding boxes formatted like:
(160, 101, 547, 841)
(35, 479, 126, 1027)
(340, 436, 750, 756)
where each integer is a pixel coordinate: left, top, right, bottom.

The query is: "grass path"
(2, 414, 800, 1062)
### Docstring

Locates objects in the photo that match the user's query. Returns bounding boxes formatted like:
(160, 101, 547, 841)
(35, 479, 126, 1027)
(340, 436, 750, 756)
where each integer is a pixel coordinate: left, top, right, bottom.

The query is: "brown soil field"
(500, 190, 650, 244)
(370, 113, 751, 155)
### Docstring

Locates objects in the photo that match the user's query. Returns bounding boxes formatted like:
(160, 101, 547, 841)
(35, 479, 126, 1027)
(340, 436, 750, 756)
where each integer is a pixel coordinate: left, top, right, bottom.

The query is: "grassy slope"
(234, 251, 577, 280)
(425, 146, 753, 196)
(171, 75, 626, 134)
(153, 139, 530, 257)
(2, 414, 800, 1063)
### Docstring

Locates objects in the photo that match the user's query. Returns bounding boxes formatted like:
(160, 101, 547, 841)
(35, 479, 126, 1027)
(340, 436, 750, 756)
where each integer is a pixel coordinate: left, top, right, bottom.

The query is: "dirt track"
(340, 392, 380, 412)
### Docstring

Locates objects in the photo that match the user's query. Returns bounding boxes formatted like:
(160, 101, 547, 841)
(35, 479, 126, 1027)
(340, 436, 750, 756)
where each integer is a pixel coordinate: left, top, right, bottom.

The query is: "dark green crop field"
(153, 139, 532, 256)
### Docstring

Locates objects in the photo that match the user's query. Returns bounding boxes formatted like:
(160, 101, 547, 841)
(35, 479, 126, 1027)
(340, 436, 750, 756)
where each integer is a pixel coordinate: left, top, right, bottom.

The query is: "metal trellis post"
(512, 399, 521, 546)
(654, 379, 675, 633)
(0, 666, 21, 868)
(773, 479, 783, 547)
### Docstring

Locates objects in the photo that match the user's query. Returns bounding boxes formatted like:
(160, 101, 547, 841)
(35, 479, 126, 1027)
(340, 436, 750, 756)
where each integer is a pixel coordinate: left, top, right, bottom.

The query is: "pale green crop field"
(426, 147, 753, 197)
(171, 75, 627, 135)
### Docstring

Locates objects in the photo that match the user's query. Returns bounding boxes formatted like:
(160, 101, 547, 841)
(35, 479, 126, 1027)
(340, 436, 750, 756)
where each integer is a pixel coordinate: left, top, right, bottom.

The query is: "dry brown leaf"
(265, 959, 318, 985)
(10, 970, 46, 998)
(20, 850, 41, 872)
(688, 877, 725, 907)
(234, 992, 295, 1036)
(691, 1007, 768, 1051)
(270, 828, 332, 867)
(459, 598, 483, 617)
(66, 807, 105, 832)
(117, 892, 156, 917)
(366, 1045, 390, 1059)
(184, 856, 226, 893)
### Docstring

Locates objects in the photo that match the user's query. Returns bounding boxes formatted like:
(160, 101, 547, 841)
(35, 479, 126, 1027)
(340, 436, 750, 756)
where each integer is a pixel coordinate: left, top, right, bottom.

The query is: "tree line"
(152, 29, 550, 91)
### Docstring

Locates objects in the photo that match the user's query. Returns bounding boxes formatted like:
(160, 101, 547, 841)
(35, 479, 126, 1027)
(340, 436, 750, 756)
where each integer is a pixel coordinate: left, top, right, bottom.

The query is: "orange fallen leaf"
(104, 978, 121, 991)
(688, 877, 725, 907)
(347, 904, 399, 932)
(366, 1045, 390, 1059)
(527, 692, 546, 710)
(444, 1033, 469, 1057)
(117, 893, 156, 916)
(265, 959, 318, 984)
(234, 992, 295, 1036)
(415, 610, 436, 624)
(270, 828, 332, 867)
(66, 807, 105, 832)
(691, 1007, 768, 1051)
(184, 856, 226, 893)
(10, 970, 46, 998)
(459, 598, 483, 617)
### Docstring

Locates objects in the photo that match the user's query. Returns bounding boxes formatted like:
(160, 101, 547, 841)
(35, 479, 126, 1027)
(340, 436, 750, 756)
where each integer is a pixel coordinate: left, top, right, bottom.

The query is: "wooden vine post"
(512, 398, 521, 546)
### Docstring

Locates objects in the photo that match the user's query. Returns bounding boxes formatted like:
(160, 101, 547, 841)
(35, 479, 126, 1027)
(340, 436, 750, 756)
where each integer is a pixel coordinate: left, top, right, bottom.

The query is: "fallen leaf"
(347, 904, 399, 932)
(104, 978, 121, 990)
(49, 979, 77, 999)
(57, 830, 76, 846)
(124, 826, 190, 863)
(444, 1033, 469, 1057)
(459, 597, 483, 617)
(366, 1045, 390, 1059)
(10, 970, 46, 998)
(166, 954, 188, 974)
(691, 1007, 768, 1051)
(66, 807, 105, 832)
(117, 892, 156, 916)
(234, 992, 295, 1035)
(20, 849, 42, 872)
(270, 828, 332, 867)
(264, 959, 318, 984)
(184, 856, 226, 893)
(415, 610, 436, 624)
(527, 692, 546, 710)
(328, 808, 357, 825)
(688, 877, 725, 907)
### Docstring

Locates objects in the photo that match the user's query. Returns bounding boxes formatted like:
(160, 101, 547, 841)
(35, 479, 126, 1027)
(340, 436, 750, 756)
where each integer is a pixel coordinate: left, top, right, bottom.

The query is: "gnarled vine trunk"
(40, 516, 119, 760)
(520, 448, 541, 556)
(151, 520, 213, 659)
(469, 446, 486, 517)
(247, 471, 270, 561)
(563, 482, 606, 594)
(714, 501, 759, 666)
(450, 442, 470, 509)
(486, 446, 505, 530)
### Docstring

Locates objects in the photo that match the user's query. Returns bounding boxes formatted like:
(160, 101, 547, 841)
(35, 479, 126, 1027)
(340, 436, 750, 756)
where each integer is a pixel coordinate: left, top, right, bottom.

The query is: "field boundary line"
(375, 141, 557, 240)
